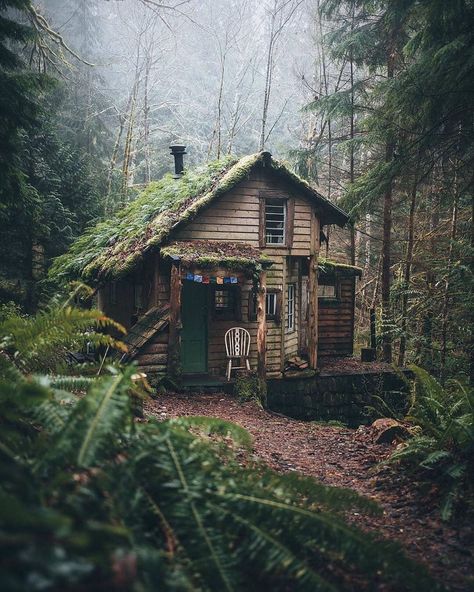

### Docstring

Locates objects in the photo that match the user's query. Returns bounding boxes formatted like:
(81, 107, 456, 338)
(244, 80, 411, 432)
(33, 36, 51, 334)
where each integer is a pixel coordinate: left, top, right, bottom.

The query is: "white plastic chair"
(224, 327, 251, 381)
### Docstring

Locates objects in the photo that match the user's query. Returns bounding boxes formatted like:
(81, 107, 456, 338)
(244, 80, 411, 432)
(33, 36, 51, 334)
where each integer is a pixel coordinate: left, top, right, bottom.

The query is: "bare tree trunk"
(398, 159, 420, 367)
(259, 0, 304, 150)
(259, 11, 275, 151)
(440, 167, 459, 379)
(348, 33, 356, 265)
(121, 66, 141, 198)
(143, 54, 152, 183)
(381, 44, 396, 363)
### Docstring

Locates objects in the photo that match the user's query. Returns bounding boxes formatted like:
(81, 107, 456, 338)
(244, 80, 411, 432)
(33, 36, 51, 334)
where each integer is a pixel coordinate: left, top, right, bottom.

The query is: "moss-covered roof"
(318, 258, 362, 277)
(161, 240, 270, 272)
(50, 151, 349, 283)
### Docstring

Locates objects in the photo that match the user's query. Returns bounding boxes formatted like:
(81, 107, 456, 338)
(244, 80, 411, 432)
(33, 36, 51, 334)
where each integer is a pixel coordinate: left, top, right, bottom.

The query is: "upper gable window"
(265, 199, 286, 245)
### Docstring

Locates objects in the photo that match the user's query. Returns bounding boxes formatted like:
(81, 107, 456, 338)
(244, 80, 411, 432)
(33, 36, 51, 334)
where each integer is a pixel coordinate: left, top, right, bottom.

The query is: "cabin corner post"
(168, 261, 182, 379)
(256, 269, 267, 404)
(308, 254, 319, 370)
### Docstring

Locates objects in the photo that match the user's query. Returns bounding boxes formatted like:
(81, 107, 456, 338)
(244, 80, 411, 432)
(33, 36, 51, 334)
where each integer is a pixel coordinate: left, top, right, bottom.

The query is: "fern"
(387, 365, 474, 520)
(0, 305, 445, 590)
(0, 304, 127, 373)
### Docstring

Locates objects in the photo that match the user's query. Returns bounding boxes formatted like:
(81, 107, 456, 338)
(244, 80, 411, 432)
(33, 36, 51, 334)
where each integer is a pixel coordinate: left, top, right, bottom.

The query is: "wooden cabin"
(54, 149, 361, 383)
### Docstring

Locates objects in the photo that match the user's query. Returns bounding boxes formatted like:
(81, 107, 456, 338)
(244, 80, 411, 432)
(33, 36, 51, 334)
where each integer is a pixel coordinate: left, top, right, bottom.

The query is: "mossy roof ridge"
(318, 258, 363, 276)
(161, 240, 267, 269)
(50, 152, 348, 283)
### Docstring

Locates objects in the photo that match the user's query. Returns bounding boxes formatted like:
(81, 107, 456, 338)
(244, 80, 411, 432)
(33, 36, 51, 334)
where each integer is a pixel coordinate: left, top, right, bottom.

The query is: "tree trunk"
(256, 270, 267, 404)
(381, 46, 396, 363)
(398, 160, 420, 367)
(440, 170, 459, 379)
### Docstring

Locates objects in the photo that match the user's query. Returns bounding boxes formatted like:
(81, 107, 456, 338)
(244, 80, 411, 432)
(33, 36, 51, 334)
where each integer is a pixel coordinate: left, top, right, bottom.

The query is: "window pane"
(265, 199, 286, 244)
(215, 288, 233, 309)
(286, 284, 295, 331)
(266, 293, 276, 316)
(318, 284, 336, 298)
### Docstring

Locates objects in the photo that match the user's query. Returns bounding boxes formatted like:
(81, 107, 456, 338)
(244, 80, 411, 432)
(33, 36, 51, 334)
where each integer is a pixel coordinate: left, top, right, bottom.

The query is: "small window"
(266, 292, 277, 317)
(286, 283, 295, 332)
(213, 286, 240, 320)
(265, 199, 286, 244)
(248, 288, 281, 322)
(215, 287, 234, 310)
(318, 284, 336, 298)
(318, 276, 337, 299)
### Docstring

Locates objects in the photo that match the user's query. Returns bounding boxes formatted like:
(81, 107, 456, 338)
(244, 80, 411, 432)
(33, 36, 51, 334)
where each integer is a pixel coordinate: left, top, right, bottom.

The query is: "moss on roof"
(50, 152, 348, 283)
(161, 240, 269, 273)
(318, 258, 363, 276)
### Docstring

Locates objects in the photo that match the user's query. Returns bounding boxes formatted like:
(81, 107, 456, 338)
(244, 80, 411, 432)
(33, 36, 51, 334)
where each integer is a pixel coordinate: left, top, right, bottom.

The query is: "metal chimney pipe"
(170, 144, 186, 177)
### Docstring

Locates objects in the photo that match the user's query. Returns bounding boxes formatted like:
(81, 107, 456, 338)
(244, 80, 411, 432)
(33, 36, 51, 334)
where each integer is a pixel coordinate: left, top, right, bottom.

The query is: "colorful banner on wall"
(184, 272, 239, 284)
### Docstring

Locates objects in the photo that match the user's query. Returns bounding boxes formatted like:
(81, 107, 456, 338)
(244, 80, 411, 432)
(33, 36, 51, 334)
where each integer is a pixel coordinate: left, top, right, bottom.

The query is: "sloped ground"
(145, 392, 473, 591)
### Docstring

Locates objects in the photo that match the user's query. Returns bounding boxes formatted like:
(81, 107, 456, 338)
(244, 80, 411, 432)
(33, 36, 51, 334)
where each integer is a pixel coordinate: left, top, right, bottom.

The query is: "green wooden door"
(181, 281, 208, 374)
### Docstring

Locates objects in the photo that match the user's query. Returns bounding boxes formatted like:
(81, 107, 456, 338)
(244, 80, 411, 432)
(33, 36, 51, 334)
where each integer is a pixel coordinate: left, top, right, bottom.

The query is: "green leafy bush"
(388, 366, 474, 520)
(0, 306, 442, 590)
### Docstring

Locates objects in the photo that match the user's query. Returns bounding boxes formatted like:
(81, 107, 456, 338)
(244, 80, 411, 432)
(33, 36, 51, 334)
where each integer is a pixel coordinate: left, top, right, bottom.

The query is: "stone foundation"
(267, 369, 411, 426)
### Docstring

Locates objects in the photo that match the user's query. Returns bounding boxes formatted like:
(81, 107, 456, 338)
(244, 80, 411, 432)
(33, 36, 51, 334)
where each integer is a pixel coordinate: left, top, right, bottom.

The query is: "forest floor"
(145, 392, 473, 592)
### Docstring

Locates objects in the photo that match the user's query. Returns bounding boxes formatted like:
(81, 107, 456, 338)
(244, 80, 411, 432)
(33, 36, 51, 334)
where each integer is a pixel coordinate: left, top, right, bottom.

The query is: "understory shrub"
(234, 371, 261, 404)
(388, 366, 474, 520)
(0, 306, 442, 590)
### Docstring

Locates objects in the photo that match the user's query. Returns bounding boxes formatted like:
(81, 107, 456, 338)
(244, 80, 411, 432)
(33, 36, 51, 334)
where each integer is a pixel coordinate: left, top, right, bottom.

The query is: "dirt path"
(145, 392, 473, 591)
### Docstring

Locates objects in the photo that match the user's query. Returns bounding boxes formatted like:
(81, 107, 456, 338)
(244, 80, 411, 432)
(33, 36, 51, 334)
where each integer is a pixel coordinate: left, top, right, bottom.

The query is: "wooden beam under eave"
(308, 213, 320, 369)
(168, 261, 182, 379)
(256, 269, 267, 404)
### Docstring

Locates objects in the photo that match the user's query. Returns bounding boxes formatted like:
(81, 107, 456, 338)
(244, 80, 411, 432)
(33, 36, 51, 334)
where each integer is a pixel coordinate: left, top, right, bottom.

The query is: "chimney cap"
(170, 143, 187, 154)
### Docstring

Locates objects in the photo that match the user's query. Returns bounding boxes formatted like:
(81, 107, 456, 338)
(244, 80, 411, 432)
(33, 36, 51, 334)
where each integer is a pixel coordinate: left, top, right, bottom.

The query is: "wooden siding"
(173, 169, 312, 258)
(135, 328, 169, 376)
(284, 257, 299, 360)
(318, 277, 355, 356)
(98, 279, 134, 332)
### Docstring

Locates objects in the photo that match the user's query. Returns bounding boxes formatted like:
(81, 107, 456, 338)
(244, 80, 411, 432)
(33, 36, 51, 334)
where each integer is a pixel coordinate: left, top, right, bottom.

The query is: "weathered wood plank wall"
(318, 277, 355, 356)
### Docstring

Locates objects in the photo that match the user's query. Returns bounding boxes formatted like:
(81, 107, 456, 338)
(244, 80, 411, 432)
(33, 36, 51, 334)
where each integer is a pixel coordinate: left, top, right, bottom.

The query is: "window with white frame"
(286, 283, 295, 332)
(266, 292, 277, 317)
(265, 199, 286, 244)
(249, 289, 280, 322)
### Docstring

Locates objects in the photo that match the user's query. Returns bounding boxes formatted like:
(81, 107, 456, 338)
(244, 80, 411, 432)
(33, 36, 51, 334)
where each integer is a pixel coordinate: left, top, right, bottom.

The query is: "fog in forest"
(39, 0, 321, 176)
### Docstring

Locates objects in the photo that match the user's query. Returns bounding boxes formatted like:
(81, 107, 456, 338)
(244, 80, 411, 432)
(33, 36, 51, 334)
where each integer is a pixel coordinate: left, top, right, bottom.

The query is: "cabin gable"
(172, 167, 315, 257)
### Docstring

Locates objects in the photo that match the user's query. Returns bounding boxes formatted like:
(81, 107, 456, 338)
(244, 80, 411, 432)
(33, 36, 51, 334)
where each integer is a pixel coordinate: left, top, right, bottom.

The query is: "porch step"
(181, 374, 234, 393)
